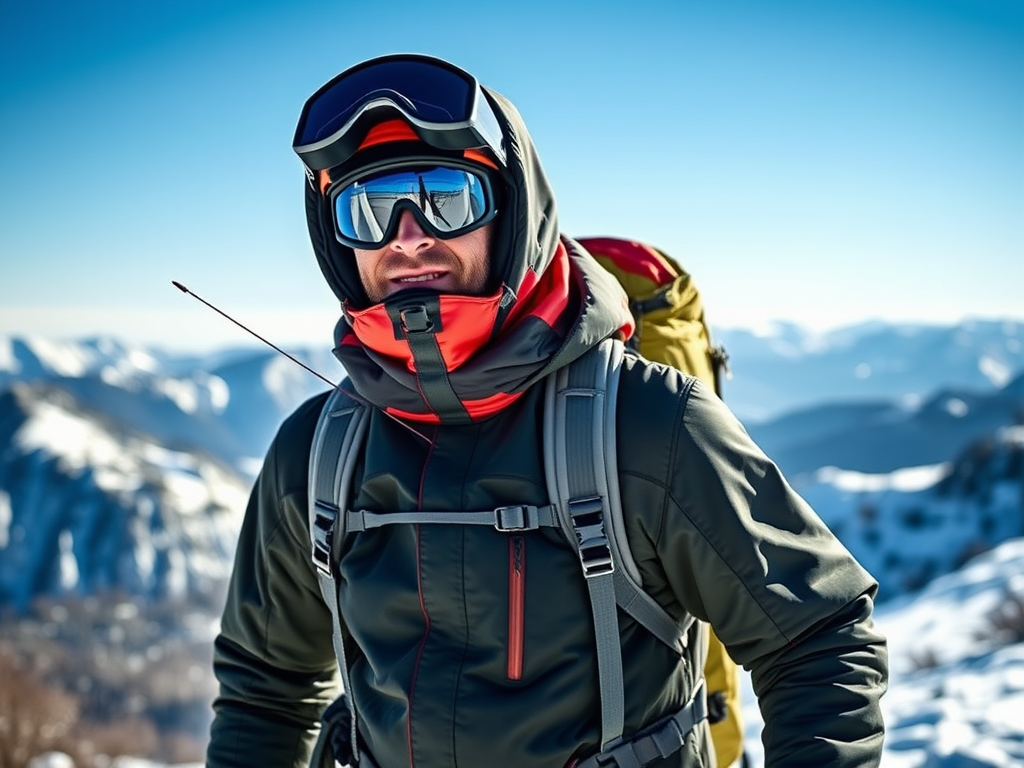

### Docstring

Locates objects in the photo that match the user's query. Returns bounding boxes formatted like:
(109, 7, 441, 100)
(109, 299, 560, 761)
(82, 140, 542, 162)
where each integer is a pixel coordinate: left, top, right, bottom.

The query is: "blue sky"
(1, 0, 1021, 352)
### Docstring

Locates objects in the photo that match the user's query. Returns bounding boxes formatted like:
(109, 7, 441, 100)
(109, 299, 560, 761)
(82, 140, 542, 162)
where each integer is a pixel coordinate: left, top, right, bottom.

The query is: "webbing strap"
(346, 504, 559, 532)
(612, 570, 691, 654)
(547, 341, 625, 749)
(308, 385, 370, 766)
(575, 680, 709, 768)
(387, 299, 472, 424)
(544, 340, 697, 753)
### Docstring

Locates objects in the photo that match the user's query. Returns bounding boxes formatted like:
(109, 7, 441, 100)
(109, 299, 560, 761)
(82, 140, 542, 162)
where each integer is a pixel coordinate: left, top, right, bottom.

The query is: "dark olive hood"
(305, 88, 560, 313)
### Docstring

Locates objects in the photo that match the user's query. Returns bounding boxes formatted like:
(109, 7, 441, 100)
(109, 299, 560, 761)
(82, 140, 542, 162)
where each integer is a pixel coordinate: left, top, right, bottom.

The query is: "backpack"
(578, 237, 744, 768)
(307, 237, 732, 768)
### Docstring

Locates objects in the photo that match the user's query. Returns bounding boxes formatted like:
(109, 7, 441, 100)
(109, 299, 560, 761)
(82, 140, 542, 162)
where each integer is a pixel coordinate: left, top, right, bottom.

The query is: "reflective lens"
(297, 59, 473, 146)
(332, 166, 496, 248)
(293, 54, 506, 172)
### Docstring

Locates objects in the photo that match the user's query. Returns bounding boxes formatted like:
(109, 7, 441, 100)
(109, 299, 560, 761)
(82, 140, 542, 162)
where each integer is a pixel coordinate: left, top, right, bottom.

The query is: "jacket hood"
(307, 88, 561, 312)
(304, 85, 633, 423)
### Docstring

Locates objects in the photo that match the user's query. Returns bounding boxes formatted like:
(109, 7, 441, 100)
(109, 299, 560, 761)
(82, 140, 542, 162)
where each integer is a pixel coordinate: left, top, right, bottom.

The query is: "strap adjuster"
(569, 496, 614, 578)
(399, 305, 433, 333)
(579, 680, 708, 768)
(494, 505, 540, 531)
(312, 501, 339, 577)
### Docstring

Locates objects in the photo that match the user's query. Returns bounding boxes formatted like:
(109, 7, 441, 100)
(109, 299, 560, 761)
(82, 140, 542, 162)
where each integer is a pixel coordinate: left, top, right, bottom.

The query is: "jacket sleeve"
(621, 367, 889, 767)
(206, 394, 342, 768)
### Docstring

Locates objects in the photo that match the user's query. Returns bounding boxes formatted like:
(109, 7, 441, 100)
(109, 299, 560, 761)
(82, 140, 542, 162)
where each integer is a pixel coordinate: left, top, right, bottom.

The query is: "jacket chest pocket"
(507, 535, 526, 681)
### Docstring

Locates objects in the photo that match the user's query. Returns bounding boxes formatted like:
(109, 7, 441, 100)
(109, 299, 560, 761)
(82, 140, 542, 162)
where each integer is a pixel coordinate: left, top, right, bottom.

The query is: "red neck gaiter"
(334, 241, 575, 424)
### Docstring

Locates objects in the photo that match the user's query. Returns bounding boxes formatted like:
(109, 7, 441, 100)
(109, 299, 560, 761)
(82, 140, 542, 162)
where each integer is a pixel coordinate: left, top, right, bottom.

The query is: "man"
(207, 53, 887, 768)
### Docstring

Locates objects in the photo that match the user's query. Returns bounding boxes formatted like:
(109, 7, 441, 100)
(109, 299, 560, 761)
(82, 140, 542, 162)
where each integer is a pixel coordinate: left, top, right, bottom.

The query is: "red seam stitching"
(407, 428, 437, 767)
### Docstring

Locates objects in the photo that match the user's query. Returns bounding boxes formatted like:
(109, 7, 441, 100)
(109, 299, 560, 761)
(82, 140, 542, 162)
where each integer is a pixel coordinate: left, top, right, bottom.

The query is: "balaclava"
(304, 87, 633, 424)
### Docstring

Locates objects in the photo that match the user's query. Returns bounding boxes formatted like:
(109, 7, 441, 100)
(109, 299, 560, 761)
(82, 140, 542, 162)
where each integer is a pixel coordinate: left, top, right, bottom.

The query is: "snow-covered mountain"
(0, 380, 250, 614)
(0, 335, 340, 480)
(747, 371, 1024, 477)
(4, 316, 1022, 438)
(715, 318, 1024, 422)
(796, 425, 1024, 601)
(741, 536, 1024, 768)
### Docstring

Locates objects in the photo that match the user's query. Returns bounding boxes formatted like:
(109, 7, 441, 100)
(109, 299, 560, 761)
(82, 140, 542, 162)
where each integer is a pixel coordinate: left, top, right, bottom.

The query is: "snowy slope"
(741, 538, 1024, 768)
(0, 382, 249, 613)
(794, 425, 1024, 601)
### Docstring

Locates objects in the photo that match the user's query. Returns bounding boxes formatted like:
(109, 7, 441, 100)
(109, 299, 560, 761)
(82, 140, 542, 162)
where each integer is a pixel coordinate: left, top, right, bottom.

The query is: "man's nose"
(388, 210, 435, 254)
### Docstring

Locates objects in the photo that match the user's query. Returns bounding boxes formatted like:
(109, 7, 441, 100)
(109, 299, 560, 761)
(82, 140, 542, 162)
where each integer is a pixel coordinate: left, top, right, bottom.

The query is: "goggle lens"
(332, 166, 495, 248)
(293, 54, 505, 171)
(297, 59, 473, 146)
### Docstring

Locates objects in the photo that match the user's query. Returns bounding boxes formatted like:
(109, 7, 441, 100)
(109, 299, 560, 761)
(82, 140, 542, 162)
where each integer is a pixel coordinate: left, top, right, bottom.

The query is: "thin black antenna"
(171, 281, 336, 389)
(171, 280, 431, 443)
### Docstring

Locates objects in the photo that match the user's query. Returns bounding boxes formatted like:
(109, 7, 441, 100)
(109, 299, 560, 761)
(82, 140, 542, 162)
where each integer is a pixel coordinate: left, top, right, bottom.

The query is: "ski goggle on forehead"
(328, 164, 498, 249)
(292, 53, 507, 173)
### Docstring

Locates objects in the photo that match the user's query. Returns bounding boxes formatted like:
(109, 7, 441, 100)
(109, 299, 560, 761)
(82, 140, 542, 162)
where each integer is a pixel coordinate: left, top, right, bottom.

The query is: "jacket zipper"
(507, 535, 526, 681)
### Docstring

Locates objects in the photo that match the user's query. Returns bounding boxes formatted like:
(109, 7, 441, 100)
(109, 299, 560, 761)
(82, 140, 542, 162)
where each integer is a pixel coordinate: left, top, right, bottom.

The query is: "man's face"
(352, 209, 493, 303)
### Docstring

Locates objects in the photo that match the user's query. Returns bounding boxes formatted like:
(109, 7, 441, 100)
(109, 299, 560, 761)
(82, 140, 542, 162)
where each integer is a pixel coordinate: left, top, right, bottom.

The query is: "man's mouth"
(394, 272, 446, 284)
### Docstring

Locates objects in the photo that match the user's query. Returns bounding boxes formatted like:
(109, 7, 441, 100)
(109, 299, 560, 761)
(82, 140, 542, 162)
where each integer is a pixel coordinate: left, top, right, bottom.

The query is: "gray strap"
(346, 504, 559, 532)
(612, 571, 692, 654)
(545, 340, 625, 750)
(308, 385, 370, 766)
(575, 680, 708, 768)
(598, 339, 693, 655)
(544, 340, 698, 752)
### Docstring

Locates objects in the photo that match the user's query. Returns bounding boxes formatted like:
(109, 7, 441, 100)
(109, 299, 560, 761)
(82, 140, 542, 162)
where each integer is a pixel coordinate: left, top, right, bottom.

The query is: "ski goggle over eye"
(329, 165, 498, 248)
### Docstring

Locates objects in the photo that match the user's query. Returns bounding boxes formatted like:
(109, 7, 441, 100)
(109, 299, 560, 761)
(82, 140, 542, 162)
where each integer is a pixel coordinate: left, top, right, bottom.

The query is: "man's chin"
(378, 284, 447, 304)
(370, 277, 492, 304)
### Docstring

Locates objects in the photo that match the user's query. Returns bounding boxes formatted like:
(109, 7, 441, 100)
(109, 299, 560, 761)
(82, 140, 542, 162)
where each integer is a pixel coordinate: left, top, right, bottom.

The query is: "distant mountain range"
(1, 318, 1022, 614)
(714, 318, 1024, 421)
(745, 369, 1024, 477)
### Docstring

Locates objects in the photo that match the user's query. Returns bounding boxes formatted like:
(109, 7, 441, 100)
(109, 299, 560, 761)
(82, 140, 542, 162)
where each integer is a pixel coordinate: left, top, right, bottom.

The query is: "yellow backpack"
(578, 236, 744, 768)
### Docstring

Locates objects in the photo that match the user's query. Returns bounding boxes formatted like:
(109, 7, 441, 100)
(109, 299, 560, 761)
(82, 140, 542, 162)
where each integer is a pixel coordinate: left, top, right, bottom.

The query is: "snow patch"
(155, 377, 201, 414)
(0, 337, 19, 373)
(0, 490, 10, 547)
(814, 463, 950, 493)
(944, 397, 969, 417)
(58, 530, 78, 591)
(978, 354, 1012, 387)
(998, 425, 1024, 446)
(125, 347, 160, 373)
(27, 753, 75, 768)
(23, 337, 92, 376)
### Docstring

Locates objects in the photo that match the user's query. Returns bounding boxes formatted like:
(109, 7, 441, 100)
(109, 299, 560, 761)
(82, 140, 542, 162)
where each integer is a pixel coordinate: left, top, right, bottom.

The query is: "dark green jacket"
(208, 77, 886, 768)
(208, 356, 887, 767)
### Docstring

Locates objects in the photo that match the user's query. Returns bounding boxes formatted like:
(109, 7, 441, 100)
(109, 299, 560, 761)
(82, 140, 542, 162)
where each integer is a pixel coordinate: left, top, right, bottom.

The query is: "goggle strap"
(463, 148, 499, 171)
(357, 119, 422, 153)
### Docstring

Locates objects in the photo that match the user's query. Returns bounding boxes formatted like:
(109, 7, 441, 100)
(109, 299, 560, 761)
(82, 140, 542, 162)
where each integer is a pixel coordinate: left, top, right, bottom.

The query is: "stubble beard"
(363, 245, 489, 303)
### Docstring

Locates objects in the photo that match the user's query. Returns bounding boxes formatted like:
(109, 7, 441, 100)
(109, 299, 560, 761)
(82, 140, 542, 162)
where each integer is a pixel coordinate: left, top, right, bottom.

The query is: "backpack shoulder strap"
(543, 338, 697, 753)
(308, 382, 370, 766)
(543, 339, 625, 750)
(309, 385, 370, 574)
